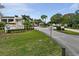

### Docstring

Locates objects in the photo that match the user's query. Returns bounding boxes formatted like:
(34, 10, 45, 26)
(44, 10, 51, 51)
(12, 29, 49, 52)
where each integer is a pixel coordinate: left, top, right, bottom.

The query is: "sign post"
(50, 26, 52, 38)
(62, 48, 66, 56)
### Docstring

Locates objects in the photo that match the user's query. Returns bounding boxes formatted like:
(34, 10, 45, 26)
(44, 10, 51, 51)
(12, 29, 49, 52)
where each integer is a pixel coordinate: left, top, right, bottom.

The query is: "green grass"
(62, 30, 79, 35)
(55, 29, 79, 35)
(0, 30, 61, 56)
(0, 30, 4, 33)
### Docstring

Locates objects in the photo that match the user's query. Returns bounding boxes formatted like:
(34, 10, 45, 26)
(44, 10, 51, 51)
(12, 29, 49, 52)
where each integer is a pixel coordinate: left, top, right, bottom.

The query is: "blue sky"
(0, 3, 79, 22)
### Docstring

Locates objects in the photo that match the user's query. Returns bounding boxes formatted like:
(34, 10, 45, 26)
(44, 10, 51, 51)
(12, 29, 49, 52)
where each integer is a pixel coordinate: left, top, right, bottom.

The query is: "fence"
(0, 26, 34, 33)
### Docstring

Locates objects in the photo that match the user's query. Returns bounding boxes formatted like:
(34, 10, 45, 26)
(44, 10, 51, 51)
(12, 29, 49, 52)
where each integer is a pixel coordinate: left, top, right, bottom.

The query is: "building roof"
(2, 16, 14, 18)
(0, 16, 22, 20)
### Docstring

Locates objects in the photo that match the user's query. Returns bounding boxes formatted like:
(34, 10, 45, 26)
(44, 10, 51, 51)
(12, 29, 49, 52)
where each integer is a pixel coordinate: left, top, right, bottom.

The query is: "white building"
(0, 16, 24, 30)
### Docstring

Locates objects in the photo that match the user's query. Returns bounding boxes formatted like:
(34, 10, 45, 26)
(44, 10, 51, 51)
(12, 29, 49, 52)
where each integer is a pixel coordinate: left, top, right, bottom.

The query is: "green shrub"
(56, 26, 61, 30)
(7, 29, 25, 33)
(0, 22, 5, 27)
(0, 22, 5, 30)
(56, 26, 65, 31)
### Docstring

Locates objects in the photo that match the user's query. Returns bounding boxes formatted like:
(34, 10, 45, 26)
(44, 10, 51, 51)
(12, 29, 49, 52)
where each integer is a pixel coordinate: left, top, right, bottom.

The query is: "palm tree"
(41, 15, 47, 24)
(34, 19, 42, 26)
(22, 15, 30, 21)
(22, 15, 32, 30)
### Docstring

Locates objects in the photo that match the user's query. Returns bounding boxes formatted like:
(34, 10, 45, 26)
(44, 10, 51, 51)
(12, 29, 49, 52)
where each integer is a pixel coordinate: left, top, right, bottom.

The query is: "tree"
(75, 10, 79, 23)
(50, 13, 62, 24)
(62, 13, 75, 27)
(34, 19, 42, 26)
(22, 15, 32, 30)
(75, 10, 79, 15)
(47, 21, 52, 26)
(61, 12, 79, 28)
(15, 15, 18, 17)
(0, 22, 5, 30)
(41, 15, 47, 23)
(22, 15, 30, 21)
(73, 10, 79, 28)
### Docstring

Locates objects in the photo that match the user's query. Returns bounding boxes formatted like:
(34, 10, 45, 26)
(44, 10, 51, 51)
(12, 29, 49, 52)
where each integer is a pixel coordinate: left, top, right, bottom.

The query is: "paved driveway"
(34, 27, 79, 56)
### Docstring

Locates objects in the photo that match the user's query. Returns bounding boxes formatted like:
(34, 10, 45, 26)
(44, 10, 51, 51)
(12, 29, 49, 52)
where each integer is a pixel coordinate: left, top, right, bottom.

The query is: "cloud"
(50, 8, 67, 15)
(52, 3, 79, 15)
(69, 3, 79, 11)
(1, 3, 34, 16)
(0, 4, 5, 9)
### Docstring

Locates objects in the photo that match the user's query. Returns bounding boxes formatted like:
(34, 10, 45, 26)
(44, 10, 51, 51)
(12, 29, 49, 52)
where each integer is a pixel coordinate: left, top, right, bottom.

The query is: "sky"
(0, 3, 79, 22)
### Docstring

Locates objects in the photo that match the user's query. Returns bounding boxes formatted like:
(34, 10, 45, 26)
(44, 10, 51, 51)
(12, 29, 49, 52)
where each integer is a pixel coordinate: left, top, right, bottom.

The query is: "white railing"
(4, 24, 24, 31)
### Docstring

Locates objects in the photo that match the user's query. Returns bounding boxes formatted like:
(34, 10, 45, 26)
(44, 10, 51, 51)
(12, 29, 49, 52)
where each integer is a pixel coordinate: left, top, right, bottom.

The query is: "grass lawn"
(0, 30, 61, 56)
(62, 30, 79, 35)
(0, 30, 4, 33)
(56, 29, 79, 35)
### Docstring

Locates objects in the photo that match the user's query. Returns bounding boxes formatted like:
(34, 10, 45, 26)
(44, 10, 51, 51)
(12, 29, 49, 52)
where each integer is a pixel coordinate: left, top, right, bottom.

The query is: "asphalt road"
(34, 27, 79, 56)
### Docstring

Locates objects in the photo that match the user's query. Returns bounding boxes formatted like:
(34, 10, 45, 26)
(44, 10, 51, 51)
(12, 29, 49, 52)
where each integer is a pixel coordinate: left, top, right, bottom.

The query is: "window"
(8, 19, 14, 22)
(1, 19, 7, 23)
